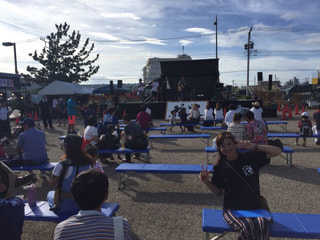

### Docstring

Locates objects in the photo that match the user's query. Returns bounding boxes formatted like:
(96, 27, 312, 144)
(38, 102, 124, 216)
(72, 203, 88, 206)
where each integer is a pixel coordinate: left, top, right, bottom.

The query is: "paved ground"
(6, 110, 320, 240)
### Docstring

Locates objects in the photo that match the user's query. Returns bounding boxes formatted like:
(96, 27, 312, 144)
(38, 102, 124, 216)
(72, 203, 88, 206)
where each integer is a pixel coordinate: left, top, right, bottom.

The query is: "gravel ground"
(6, 110, 320, 240)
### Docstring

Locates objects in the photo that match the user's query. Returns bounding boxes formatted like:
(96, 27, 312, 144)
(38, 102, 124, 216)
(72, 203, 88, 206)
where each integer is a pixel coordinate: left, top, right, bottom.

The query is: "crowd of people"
(1, 93, 320, 239)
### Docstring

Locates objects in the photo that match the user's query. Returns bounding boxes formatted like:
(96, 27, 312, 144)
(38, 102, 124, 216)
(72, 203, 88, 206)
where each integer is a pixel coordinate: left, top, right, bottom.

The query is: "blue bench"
(24, 201, 119, 222)
(11, 162, 58, 172)
(148, 134, 211, 147)
(98, 148, 151, 163)
(119, 126, 167, 134)
(115, 163, 213, 190)
(200, 126, 227, 131)
(205, 146, 294, 166)
(160, 123, 204, 127)
(268, 133, 320, 138)
(202, 208, 320, 239)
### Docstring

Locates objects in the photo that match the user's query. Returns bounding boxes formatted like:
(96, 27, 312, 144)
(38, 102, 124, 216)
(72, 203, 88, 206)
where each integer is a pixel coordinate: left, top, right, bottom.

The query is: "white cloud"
(101, 12, 141, 20)
(185, 28, 214, 35)
(88, 32, 120, 41)
(179, 40, 193, 46)
(280, 11, 301, 21)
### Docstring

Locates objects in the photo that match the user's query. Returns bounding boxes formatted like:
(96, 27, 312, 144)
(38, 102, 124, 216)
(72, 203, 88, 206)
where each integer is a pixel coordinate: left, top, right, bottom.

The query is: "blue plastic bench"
(148, 134, 211, 147)
(160, 123, 203, 127)
(24, 201, 119, 222)
(205, 146, 294, 166)
(119, 126, 167, 134)
(98, 148, 151, 163)
(200, 126, 227, 131)
(11, 162, 58, 172)
(268, 133, 320, 138)
(115, 163, 213, 190)
(202, 208, 320, 239)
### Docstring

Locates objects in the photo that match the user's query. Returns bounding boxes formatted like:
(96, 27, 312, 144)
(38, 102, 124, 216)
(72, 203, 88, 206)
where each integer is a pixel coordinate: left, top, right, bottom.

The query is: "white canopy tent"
(38, 80, 94, 95)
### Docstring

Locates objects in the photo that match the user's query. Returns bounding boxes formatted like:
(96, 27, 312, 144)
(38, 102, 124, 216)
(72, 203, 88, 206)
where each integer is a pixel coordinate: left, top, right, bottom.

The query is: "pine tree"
(27, 22, 99, 85)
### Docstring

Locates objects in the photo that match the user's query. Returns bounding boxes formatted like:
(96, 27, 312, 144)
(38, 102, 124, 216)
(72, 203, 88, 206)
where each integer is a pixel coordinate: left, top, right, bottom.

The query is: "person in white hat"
(296, 112, 313, 146)
(250, 101, 263, 122)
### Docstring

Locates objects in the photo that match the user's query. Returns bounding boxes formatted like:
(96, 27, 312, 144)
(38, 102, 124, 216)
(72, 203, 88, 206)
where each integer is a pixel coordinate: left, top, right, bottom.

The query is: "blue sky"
(0, 0, 319, 87)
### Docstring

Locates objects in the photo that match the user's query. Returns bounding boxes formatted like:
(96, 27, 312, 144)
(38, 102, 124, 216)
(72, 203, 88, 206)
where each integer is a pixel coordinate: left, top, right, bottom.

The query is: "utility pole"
(245, 27, 253, 97)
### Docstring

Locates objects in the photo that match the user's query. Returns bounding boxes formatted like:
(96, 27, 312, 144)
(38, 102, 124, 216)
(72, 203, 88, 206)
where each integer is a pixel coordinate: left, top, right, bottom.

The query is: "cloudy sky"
(0, 0, 319, 87)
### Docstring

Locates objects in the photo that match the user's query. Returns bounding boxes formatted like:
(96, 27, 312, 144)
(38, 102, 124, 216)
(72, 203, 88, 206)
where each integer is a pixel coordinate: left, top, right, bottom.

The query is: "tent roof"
(38, 81, 94, 95)
(93, 85, 131, 94)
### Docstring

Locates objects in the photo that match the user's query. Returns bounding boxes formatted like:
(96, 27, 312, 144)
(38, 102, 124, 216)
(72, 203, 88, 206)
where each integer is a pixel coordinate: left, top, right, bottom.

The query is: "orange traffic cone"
(301, 105, 305, 113)
(277, 102, 281, 112)
(288, 107, 293, 119)
(223, 107, 226, 117)
(281, 108, 287, 120)
(294, 104, 299, 115)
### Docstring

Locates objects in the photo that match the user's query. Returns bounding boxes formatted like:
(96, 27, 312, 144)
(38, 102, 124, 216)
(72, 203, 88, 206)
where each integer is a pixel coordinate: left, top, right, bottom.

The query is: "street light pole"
(2, 42, 18, 74)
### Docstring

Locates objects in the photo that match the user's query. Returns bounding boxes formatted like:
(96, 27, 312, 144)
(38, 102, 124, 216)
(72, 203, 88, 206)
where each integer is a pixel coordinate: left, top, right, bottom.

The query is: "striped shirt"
(54, 210, 131, 240)
(227, 123, 247, 142)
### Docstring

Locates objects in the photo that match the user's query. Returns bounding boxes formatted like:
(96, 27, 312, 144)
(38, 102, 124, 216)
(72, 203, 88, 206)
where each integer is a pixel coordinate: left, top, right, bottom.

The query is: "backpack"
(299, 121, 312, 137)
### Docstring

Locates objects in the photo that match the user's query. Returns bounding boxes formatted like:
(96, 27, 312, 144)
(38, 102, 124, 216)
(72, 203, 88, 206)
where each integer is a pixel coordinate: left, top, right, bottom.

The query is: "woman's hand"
(199, 164, 211, 183)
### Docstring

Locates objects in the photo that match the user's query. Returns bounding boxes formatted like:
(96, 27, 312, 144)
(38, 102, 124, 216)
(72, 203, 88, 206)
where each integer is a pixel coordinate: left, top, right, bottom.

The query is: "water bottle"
(24, 184, 36, 207)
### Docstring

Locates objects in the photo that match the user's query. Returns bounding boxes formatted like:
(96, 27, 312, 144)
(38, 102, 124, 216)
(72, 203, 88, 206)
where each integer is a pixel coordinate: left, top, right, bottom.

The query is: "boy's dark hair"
(87, 115, 97, 126)
(71, 169, 109, 210)
(123, 114, 132, 122)
(84, 145, 98, 158)
(245, 111, 255, 121)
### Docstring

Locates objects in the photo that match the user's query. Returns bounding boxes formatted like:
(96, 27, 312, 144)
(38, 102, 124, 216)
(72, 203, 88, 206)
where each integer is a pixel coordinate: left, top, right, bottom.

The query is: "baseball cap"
(301, 112, 309, 117)
(20, 117, 35, 127)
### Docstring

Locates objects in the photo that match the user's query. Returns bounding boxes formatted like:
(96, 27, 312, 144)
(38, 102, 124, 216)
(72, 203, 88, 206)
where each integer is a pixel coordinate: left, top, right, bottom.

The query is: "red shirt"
(136, 111, 151, 130)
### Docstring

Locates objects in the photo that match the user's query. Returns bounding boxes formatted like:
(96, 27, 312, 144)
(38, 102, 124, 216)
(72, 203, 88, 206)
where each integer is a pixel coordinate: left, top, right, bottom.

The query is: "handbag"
(224, 160, 273, 223)
(267, 138, 283, 151)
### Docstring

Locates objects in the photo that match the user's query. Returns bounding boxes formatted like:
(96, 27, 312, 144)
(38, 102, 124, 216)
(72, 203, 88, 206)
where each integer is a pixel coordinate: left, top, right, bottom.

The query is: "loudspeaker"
(117, 80, 123, 88)
(268, 75, 272, 90)
(257, 72, 263, 82)
(110, 80, 113, 93)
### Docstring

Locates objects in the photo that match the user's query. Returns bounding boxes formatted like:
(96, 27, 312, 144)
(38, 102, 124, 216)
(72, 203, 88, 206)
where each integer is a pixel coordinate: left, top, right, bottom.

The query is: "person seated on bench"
(54, 169, 131, 240)
(245, 111, 268, 145)
(96, 124, 121, 161)
(2, 118, 48, 167)
(136, 104, 152, 132)
(227, 112, 247, 142)
(199, 132, 281, 240)
(0, 161, 36, 239)
(121, 114, 148, 162)
(47, 134, 94, 214)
